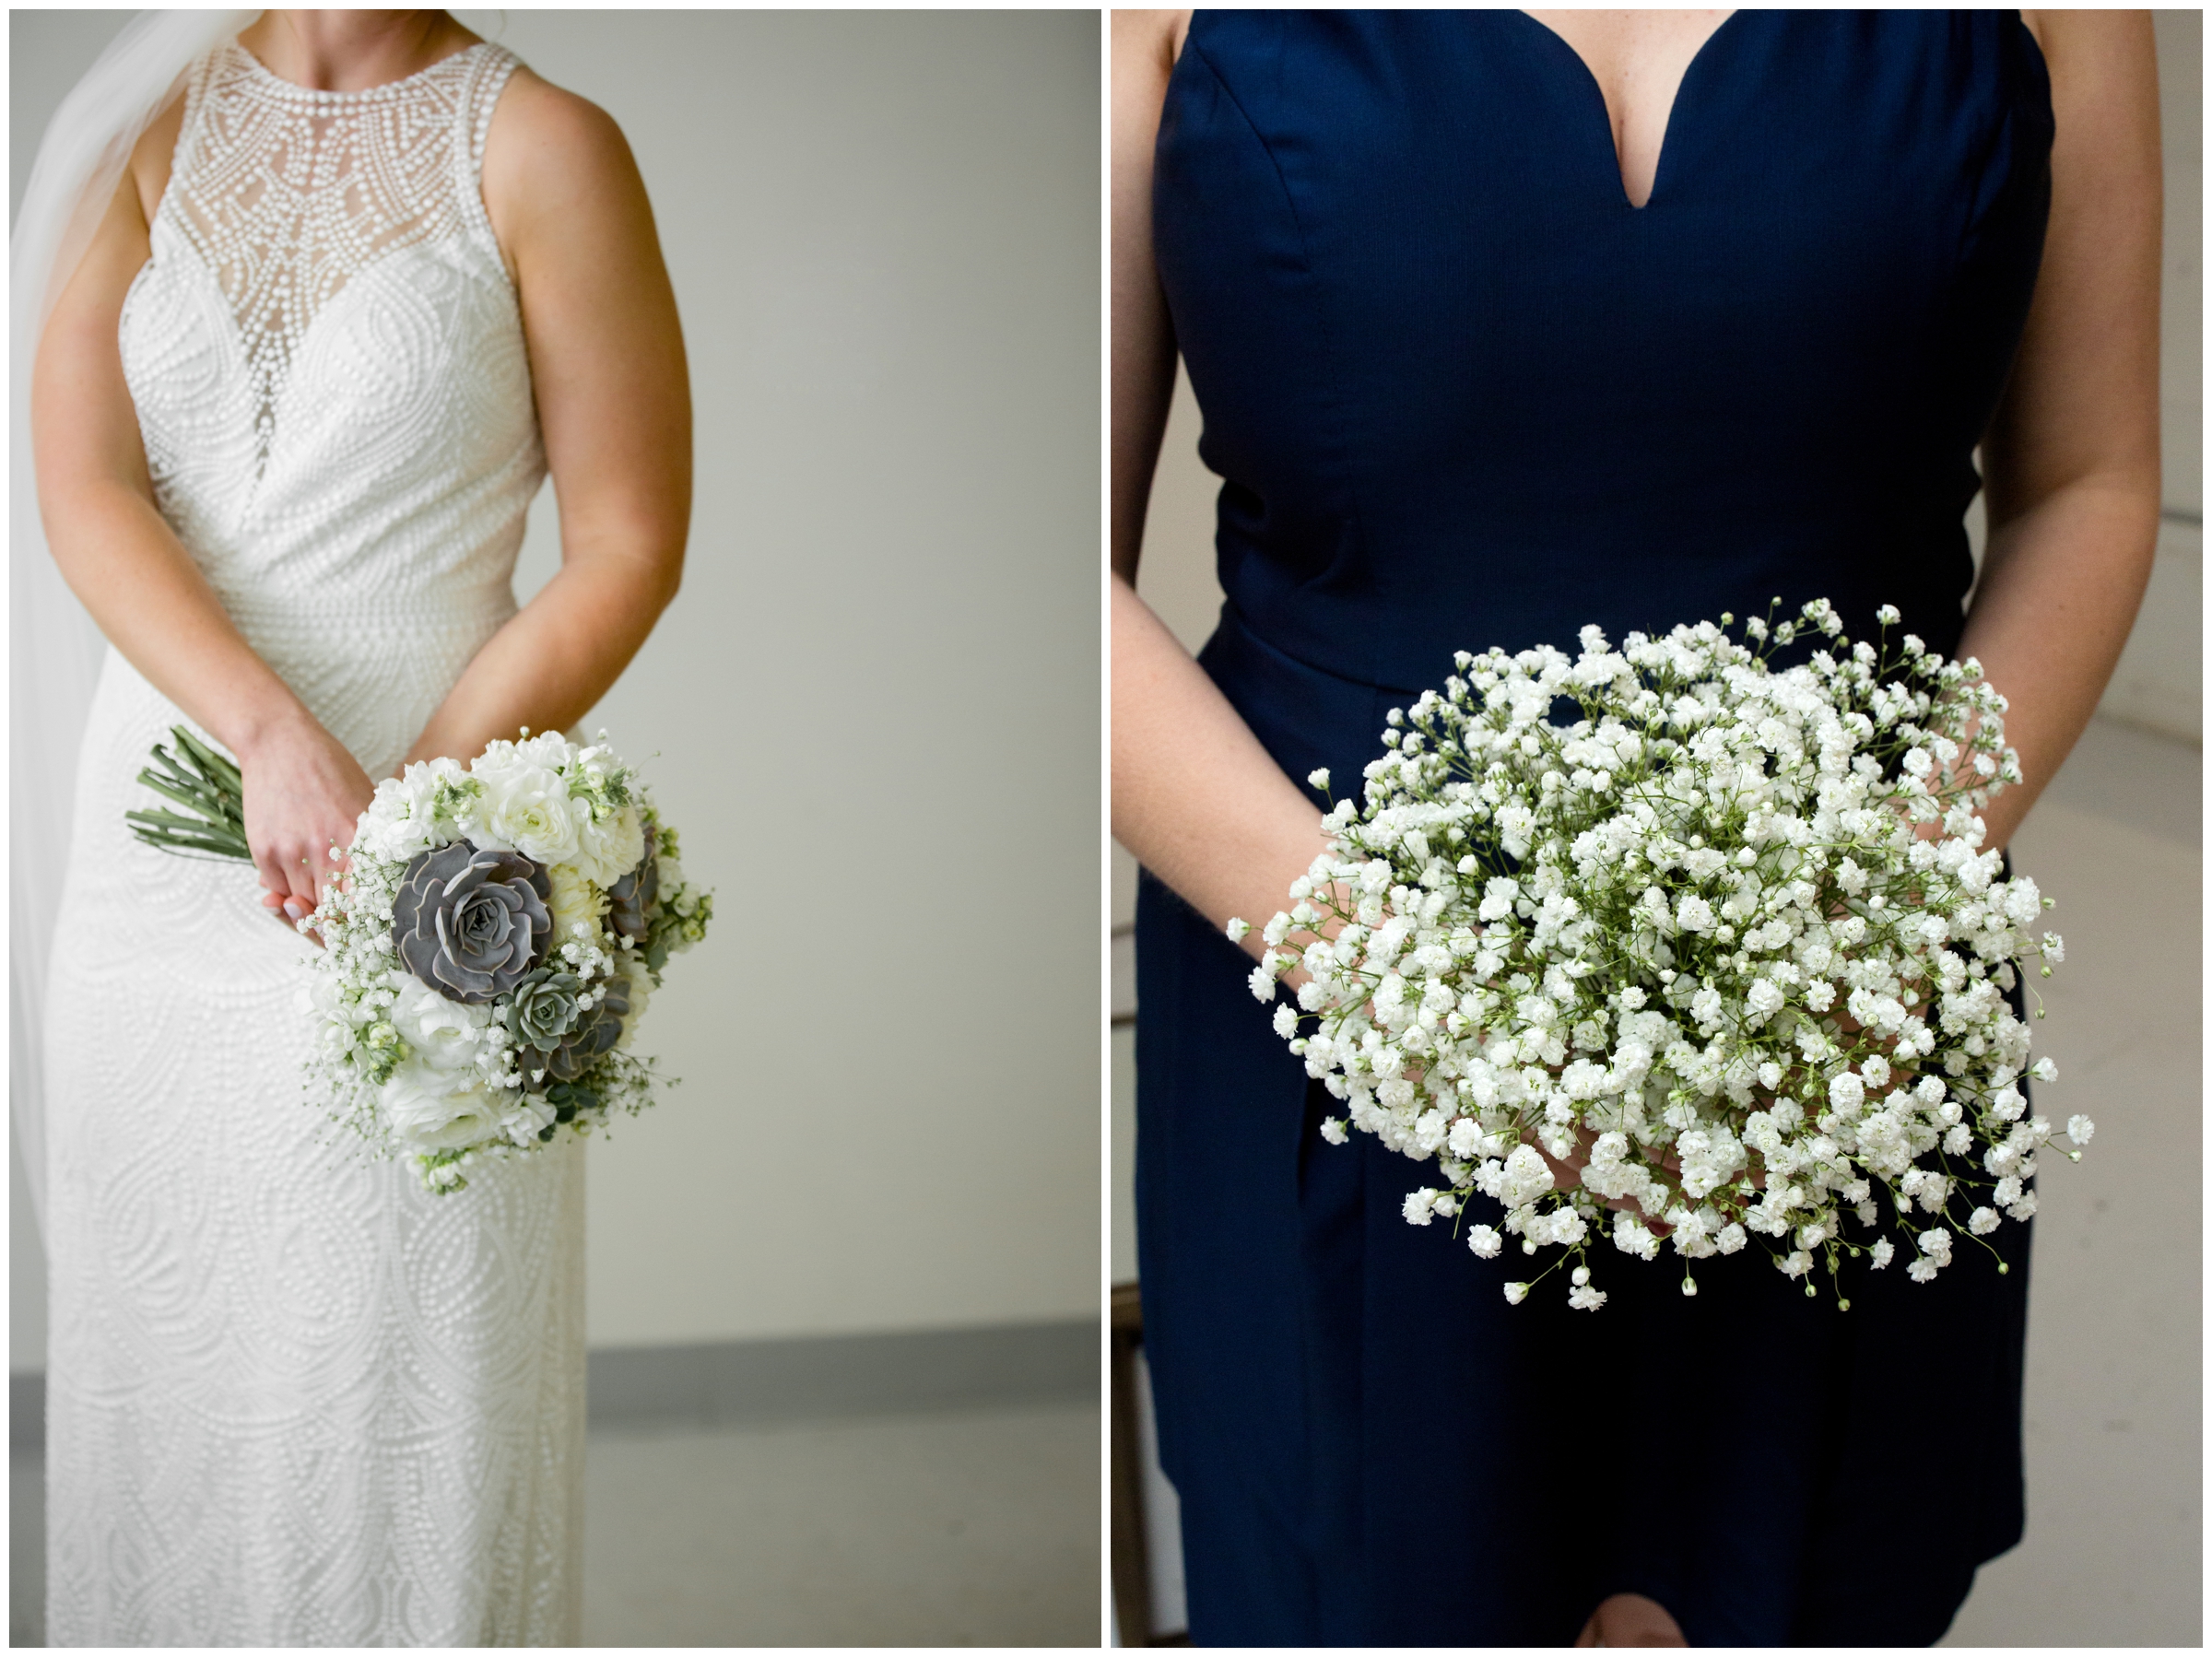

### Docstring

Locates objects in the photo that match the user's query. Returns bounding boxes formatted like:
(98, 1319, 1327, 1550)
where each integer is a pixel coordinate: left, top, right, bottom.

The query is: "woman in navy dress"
(1112, 11, 2159, 1646)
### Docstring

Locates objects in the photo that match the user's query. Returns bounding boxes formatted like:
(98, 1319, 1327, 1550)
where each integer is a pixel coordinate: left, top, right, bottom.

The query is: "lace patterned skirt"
(42, 647, 585, 1647)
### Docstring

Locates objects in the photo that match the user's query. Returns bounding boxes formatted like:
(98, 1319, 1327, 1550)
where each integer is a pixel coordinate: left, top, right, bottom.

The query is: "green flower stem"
(127, 726, 252, 863)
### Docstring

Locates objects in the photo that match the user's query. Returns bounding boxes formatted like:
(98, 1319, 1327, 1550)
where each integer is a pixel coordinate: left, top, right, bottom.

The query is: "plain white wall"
(12, 8, 1100, 1367)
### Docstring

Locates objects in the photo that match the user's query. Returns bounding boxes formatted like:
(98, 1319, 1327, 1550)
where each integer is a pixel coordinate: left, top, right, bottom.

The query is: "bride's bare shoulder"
(479, 66, 656, 271)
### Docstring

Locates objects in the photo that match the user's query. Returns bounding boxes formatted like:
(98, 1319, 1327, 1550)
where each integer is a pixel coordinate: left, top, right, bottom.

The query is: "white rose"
(388, 972, 494, 1073)
(465, 751, 583, 867)
(571, 804, 646, 887)
(379, 1061, 508, 1152)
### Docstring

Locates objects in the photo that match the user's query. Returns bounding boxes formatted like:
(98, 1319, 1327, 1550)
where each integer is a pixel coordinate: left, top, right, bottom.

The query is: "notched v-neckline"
(1516, 10, 1742, 211)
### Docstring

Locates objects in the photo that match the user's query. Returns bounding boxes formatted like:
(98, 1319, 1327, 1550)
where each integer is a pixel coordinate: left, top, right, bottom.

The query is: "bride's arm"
(31, 121, 373, 923)
(401, 72, 689, 770)
(1110, 9, 1327, 968)
(1959, 11, 2161, 850)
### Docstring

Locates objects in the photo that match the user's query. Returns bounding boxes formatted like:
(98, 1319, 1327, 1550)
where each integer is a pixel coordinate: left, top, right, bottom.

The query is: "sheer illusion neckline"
(1514, 10, 1743, 211)
(224, 37, 492, 103)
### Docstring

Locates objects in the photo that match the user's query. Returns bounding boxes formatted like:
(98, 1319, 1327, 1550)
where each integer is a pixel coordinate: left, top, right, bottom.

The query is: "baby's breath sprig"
(1232, 598, 2080, 1310)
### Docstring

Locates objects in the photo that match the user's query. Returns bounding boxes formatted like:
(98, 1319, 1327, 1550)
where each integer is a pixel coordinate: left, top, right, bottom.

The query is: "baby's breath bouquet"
(1235, 599, 2087, 1310)
(305, 730, 712, 1192)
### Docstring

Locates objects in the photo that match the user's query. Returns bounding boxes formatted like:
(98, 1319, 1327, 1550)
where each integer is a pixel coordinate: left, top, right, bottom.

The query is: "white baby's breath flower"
(1249, 599, 2072, 1310)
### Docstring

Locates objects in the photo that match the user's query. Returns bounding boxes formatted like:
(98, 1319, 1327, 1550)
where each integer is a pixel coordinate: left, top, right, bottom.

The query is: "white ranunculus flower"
(466, 750, 584, 867)
(380, 1061, 509, 1152)
(388, 972, 494, 1073)
(571, 804, 646, 887)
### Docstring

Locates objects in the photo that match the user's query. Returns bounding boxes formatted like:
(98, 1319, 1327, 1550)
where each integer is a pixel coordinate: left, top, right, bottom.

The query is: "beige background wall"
(11, 8, 1100, 1368)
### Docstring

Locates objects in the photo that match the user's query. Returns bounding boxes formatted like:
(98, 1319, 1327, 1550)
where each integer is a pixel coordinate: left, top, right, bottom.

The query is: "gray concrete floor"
(12, 1399, 1100, 1647)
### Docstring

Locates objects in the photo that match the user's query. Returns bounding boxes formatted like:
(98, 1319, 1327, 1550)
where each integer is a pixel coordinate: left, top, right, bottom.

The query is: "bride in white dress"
(23, 10, 688, 1644)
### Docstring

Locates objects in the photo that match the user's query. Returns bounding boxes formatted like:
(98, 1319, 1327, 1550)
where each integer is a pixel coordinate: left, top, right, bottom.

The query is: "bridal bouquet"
(303, 731, 713, 1191)
(1234, 599, 2084, 1310)
(127, 723, 712, 1190)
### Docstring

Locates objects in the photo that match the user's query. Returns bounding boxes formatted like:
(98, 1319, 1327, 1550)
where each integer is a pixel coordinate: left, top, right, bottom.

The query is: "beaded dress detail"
(43, 41, 583, 1646)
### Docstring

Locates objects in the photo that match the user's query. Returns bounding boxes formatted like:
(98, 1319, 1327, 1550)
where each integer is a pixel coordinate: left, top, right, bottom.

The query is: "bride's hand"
(238, 712, 374, 927)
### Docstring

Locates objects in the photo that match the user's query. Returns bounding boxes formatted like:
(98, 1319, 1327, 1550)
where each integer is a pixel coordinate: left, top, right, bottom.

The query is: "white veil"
(11, 10, 259, 1235)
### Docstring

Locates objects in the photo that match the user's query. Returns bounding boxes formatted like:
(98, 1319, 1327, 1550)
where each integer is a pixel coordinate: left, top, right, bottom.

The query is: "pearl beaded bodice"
(118, 39, 543, 776)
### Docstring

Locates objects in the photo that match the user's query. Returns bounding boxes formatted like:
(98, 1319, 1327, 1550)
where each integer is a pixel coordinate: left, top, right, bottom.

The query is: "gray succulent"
(392, 841, 552, 1005)
(505, 967, 584, 1054)
(521, 973, 631, 1087)
(606, 840, 660, 945)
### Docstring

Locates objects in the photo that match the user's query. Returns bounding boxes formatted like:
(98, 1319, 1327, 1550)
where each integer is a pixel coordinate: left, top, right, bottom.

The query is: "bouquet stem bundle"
(126, 726, 249, 862)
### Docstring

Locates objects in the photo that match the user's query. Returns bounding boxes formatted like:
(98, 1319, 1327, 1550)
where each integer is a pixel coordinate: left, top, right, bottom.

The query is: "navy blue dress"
(1135, 11, 2051, 1646)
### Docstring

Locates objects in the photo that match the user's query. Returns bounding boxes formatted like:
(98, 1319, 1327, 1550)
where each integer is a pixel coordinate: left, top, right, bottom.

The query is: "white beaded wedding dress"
(42, 39, 585, 1646)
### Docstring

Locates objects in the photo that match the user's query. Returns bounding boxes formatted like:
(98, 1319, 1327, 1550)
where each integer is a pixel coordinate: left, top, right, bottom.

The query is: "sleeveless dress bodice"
(1135, 13, 2050, 1647)
(1153, 9, 2050, 694)
(120, 38, 547, 777)
(45, 41, 584, 1647)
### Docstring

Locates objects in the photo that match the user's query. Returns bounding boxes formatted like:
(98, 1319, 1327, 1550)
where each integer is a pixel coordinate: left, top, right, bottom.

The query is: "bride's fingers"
(255, 828, 325, 919)
(252, 845, 296, 914)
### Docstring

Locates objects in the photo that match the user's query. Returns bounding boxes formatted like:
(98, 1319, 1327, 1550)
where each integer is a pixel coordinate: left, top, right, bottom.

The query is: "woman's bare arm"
(31, 112, 374, 921)
(1961, 10, 2161, 849)
(403, 72, 689, 768)
(1110, 9, 1325, 963)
